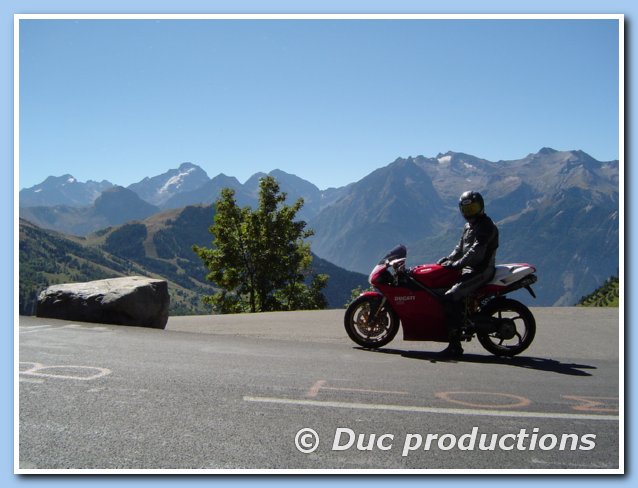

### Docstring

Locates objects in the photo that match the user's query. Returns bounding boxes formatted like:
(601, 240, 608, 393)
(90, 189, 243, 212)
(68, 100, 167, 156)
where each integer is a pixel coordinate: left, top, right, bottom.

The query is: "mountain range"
(20, 175, 114, 207)
(19, 147, 620, 307)
(20, 186, 160, 236)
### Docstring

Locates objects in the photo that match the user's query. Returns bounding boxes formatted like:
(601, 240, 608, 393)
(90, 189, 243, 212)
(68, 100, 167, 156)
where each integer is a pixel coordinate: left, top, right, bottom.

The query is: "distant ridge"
(19, 147, 619, 306)
(19, 207, 369, 315)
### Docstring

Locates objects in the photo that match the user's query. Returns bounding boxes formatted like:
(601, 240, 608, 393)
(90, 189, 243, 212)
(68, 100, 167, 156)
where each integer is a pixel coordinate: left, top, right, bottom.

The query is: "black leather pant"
(443, 267, 495, 342)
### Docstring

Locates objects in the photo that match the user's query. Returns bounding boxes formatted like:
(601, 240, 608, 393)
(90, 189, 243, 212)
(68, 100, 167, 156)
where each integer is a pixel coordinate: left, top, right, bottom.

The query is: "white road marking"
(306, 379, 409, 398)
(243, 395, 619, 422)
(19, 325, 55, 334)
(20, 324, 109, 334)
(19, 362, 112, 381)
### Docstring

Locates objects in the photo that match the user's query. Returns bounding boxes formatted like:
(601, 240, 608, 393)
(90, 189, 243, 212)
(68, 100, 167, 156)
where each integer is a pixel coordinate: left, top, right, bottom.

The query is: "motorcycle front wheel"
(344, 295, 400, 348)
(477, 298, 536, 357)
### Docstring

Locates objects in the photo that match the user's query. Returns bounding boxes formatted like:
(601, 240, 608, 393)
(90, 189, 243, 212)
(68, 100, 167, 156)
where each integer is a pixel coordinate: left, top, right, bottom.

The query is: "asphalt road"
(18, 307, 621, 472)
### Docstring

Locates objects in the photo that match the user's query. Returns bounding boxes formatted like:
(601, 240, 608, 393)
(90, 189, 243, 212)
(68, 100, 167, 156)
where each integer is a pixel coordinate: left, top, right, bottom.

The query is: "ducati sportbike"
(344, 245, 538, 356)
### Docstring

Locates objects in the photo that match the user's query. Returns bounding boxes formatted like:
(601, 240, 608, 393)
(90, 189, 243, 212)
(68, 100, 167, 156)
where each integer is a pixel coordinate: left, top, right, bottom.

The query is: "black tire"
(477, 298, 536, 357)
(344, 295, 400, 348)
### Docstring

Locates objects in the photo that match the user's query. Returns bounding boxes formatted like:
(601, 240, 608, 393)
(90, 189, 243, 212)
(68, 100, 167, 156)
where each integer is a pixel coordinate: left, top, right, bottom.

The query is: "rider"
(437, 191, 499, 357)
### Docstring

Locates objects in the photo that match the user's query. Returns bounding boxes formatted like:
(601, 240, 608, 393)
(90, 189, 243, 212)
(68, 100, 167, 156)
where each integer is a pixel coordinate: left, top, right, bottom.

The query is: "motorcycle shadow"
(360, 348, 596, 377)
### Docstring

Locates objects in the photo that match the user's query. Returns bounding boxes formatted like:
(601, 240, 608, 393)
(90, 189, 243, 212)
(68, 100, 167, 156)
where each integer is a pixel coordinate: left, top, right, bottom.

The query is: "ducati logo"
(394, 296, 416, 302)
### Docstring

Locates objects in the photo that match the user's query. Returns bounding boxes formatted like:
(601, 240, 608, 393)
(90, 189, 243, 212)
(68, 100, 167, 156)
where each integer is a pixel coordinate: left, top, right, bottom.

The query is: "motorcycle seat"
(488, 264, 536, 287)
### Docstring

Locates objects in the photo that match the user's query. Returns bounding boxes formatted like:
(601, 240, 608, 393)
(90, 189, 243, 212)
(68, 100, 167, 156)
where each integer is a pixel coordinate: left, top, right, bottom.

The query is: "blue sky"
(18, 16, 620, 190)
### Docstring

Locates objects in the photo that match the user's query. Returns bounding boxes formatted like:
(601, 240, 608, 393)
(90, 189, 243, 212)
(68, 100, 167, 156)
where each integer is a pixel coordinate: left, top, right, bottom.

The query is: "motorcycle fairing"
(365, 251, 537, 343)
(479, 264, 537, 297)
(488, 264, 536, 287)
(365, 286, 449, 342)
(410, 264, 460, 289)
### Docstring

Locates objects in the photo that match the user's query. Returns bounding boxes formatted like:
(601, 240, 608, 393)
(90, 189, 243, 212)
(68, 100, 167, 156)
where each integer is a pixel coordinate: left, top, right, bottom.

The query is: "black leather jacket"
(447, 214, 499, 273)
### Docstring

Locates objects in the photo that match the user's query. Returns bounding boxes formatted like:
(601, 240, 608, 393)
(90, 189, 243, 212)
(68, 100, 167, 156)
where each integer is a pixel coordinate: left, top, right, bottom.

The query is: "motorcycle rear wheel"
(344, 295, 400, 348)
(476, 298, 536, 357)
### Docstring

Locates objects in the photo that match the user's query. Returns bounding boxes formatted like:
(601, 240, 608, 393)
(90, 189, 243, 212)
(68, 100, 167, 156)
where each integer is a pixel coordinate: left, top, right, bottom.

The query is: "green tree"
(577, 276, 619, 307)
(193, 176, 329, 313)
(344, 285, 373, 308)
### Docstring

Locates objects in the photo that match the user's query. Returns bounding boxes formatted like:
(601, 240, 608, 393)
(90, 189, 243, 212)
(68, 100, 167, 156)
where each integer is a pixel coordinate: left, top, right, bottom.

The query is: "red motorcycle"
(344, 245, 538, 356)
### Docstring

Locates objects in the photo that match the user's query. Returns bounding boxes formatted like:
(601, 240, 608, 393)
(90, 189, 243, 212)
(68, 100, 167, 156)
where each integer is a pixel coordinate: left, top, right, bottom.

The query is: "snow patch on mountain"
(159, 166, 197, 195)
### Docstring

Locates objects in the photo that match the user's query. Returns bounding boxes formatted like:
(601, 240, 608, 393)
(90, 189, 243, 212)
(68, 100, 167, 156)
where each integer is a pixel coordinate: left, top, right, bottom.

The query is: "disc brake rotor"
(356, 306, 388, 336)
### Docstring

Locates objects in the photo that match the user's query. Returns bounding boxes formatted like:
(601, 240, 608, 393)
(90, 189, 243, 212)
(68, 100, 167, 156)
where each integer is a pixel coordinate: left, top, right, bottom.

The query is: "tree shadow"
(359, 347, 597, 376)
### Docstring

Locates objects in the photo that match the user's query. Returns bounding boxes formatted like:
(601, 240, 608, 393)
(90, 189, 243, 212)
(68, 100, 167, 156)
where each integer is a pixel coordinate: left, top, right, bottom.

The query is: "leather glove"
(445, 260, 462, 270)
(436, 257, 449, 265)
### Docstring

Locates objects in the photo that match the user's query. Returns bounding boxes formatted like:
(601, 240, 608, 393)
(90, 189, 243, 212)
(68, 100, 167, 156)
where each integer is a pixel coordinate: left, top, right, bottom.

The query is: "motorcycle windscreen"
(379, 244, 407, 264)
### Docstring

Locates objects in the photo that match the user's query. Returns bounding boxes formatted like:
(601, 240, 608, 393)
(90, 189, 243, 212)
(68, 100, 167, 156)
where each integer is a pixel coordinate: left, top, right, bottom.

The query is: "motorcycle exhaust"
(471, 316, 517, 340)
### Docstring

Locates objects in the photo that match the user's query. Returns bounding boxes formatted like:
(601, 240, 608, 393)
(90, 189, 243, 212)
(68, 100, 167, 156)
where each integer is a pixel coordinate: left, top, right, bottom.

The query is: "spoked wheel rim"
(351, 301, 392, 342)
(485, 309, 529, 349)
(477, 299, 536, 357)
(344, 296, 400, 348)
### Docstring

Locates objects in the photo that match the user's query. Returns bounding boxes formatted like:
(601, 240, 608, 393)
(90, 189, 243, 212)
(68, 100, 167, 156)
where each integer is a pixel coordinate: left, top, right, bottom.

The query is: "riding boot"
(440, 298, 464, 357)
